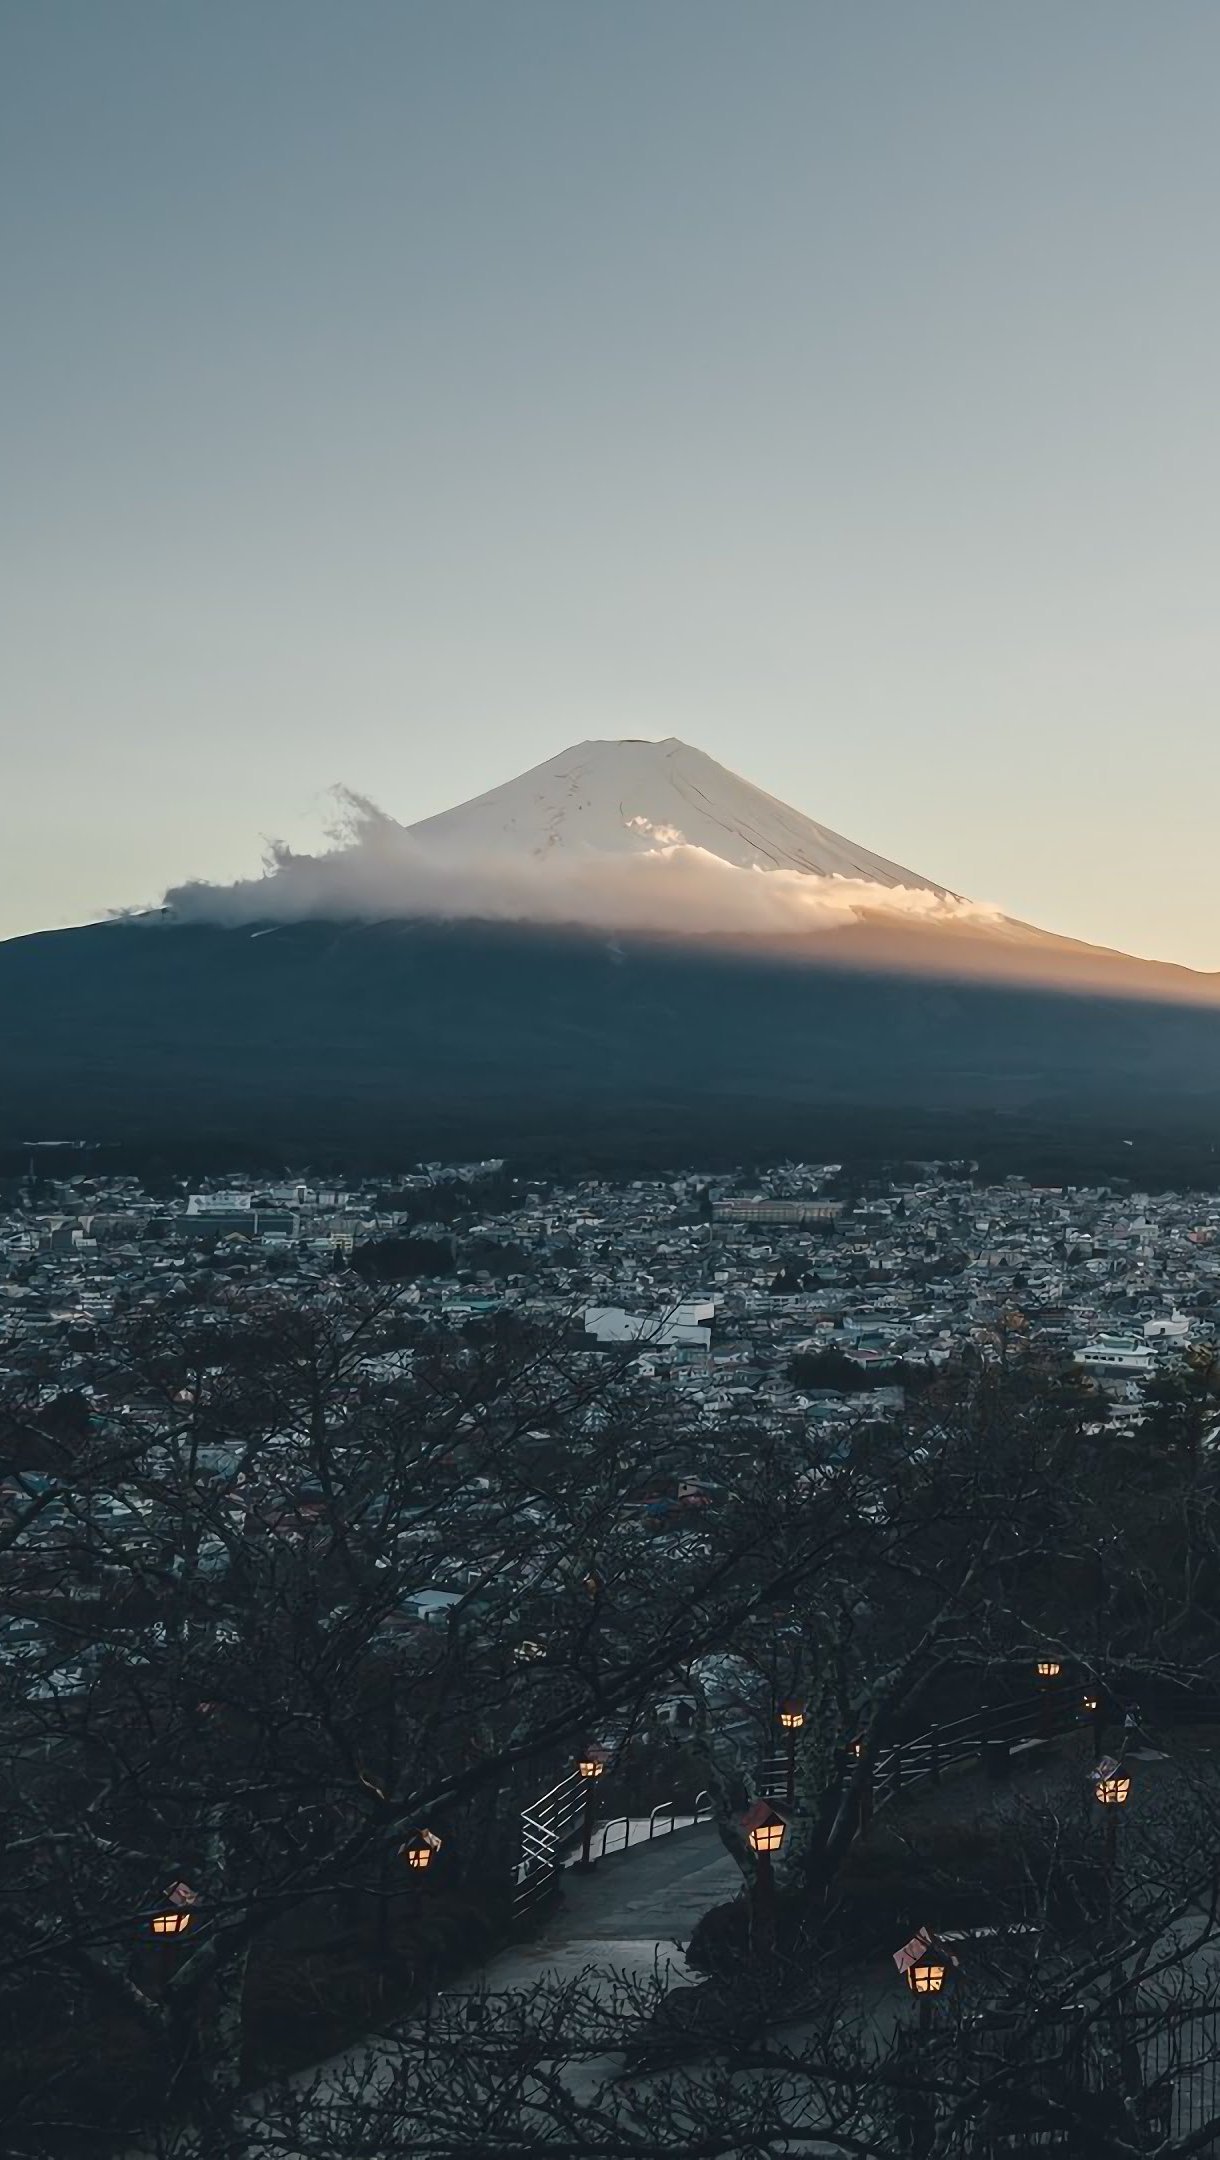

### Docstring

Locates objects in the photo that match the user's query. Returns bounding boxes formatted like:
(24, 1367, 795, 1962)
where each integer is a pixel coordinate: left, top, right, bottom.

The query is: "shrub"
(685, 1887, 823, 1978)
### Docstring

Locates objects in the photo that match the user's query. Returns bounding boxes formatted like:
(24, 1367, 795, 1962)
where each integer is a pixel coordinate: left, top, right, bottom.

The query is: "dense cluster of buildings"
(3, 1157, 1218, 1439)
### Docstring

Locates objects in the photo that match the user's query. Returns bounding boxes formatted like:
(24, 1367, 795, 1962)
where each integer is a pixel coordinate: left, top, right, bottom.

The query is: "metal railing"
(514, 1780, 715, 1913)
(759, 1681, 1091, 1812)
(591, 1792, 714, 1860)
(514, 1768, 586, 1915)
(939, 2003, 1220, 2151)
(516, 1678, 1192, 1917)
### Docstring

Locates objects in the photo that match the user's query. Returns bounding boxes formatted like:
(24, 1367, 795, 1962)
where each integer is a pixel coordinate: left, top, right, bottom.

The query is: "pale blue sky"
(2, 1, 1218, 963)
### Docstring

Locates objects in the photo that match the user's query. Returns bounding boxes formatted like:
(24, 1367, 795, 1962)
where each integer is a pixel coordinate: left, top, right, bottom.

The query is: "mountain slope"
(2, 915, 1220, 1166)
(407, 736, 949, 891)
(4, 735, 1218, 1166)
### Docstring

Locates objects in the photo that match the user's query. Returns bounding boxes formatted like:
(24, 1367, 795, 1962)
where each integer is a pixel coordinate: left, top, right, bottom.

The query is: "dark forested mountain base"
(2, 917, 1219, 1178)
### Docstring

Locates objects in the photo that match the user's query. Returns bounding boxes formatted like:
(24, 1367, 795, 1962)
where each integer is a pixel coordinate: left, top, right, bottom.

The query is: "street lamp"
(741, 1799, 788, 1962)
(149, 1881, 199, 1937)
(1093, 1757, 1132, 1872)
(894, 1927, 957, 2033)
(843, 1732, 874, 1828)
(778, 1698, 805, 1804)
(743, 1800, 788, 1854)
(575, 1742, 610, 1869)
(401, 1827, 442, 1872)
(1081, 1690, 1105, 1747)
(1036, 1657, 1063, 1736)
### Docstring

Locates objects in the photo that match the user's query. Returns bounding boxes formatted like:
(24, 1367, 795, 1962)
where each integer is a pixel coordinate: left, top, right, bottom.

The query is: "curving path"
(470, 1821, 739, 1995)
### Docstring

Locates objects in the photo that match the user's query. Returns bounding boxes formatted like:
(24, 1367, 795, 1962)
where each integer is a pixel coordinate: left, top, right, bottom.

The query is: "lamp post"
(367, 1829, 440, 1969)
(778, 1698, 806, 1805)
(1081, 1690, 1105, 1750)
(894, 1927, 957, 2035)
(845, 1733, 872, 1830)
(1036, 1657, 1062, 1737)
(148, 1881, 199, 1995)
(575, 1742, 610, 1869)
(893, 1929, 957, 2158)
(1093, 1759, 1132, 1874)
(741, 1799, 788, 1963)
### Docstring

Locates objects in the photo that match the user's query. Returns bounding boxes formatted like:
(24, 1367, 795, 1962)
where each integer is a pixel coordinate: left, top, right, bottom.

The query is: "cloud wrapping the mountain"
(161, 792, 1005, 936)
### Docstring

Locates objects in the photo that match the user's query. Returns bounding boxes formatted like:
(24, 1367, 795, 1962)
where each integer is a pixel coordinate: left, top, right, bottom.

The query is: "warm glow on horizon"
(4, 7, 1219, 966)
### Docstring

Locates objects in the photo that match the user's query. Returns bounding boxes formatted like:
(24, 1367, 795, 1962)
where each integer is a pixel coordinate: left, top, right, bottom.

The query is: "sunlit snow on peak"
(161, 737, 1009, 936)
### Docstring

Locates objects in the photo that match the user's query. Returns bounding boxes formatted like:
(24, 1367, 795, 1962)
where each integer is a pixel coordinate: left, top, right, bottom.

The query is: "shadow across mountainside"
(2, 916, 1219, 1172)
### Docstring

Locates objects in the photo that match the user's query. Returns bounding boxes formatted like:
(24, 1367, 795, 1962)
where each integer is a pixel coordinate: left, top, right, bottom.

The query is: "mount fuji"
(159, 732, 980, 941)
(406, 735, 949, 891)
(2, 735, 1219, 1169)
(159, 734, 1187, 987)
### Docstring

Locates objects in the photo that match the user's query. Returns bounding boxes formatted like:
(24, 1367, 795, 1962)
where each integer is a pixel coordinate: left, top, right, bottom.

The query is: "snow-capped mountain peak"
(407, 737, 949, 894)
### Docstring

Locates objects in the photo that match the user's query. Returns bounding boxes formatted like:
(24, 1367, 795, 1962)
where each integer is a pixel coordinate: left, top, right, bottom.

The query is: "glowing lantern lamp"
(907, 1948, 950, 1995)
(894, 1927, 957, 2027)
(150, 1881, 198, 1937)
(1092, 1755, 1132, 1869)
(779, 1699, 806, 1802)
(402, 1828, 442, 1871)
(1095, 1771, 1131, 1808)
(741, 1800, 789, 1960)
(741, 1800, 788, 1856)
(576, 1743, 611, 1868)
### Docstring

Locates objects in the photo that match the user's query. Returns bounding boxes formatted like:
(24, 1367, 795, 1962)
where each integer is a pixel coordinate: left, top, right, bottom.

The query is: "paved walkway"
(564, 1808, 706, 1865)
(463, 1820, 739, 1994)
(245, 1824, 739, 2132)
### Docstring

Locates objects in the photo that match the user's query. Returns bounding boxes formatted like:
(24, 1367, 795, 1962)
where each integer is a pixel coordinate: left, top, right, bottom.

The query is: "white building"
(1074, 1332, 1157, 1379)
(584, 1300, 715, 1351)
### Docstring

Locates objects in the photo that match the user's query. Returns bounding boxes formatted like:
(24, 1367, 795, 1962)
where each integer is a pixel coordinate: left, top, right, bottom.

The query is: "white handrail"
(515, 1781, 715, 1906)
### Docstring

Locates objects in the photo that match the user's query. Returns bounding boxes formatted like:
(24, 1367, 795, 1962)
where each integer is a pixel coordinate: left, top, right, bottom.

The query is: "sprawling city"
(5, 1150, 1220, 2151)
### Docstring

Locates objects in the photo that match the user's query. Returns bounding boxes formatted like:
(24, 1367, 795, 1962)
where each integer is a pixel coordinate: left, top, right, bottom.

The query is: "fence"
(759, 1680, 1103, 1812)
(935, 2003, 1220, 2152)
(514, 1768, 586, 1915)
(590, 1793, 714, 1860)
(516, 1680, 1220, 1920)
(1139, 2004, 1220, 2145)
(514, 1776, 715, 1914)
(513, 1682, 1085, 1920)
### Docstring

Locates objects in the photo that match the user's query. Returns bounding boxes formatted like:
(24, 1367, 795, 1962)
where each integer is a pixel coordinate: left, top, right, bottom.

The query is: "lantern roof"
(741, 1798, 789, 1834)
(893, 1925, 957, 1974)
